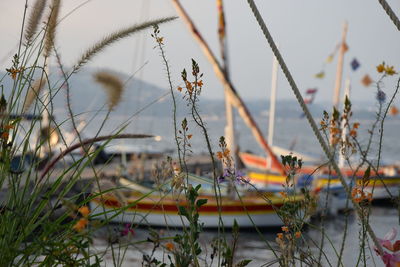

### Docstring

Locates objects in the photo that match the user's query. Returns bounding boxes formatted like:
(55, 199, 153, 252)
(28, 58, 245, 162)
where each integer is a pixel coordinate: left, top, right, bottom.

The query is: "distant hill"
(0, 68, 381, 122)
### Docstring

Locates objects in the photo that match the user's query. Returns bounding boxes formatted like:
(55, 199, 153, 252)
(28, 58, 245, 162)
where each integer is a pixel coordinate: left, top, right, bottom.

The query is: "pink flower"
(375, 228, 400, 267)
(121, 223, 135, 237)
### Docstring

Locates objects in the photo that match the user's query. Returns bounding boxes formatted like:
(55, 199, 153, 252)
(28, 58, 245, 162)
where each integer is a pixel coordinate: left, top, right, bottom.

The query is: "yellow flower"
(376, 63, 385, 73)
(385, 66, 396, 76)
(78, 206, 90, 217)
(73, 218, 88, 232)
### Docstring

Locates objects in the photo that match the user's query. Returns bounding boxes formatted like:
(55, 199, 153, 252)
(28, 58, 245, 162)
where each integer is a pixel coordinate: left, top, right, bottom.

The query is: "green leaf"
(178, 206, 188, 218)
(196, 198, 208, 208)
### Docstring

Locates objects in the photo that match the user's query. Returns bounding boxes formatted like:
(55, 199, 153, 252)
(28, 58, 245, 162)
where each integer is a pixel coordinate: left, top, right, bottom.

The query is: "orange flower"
(377, 63, 385, 73)
(73, 218, 88, 232)
(165, 242, 175, 251)
(4, 125, 14, 130)
(277, 233, 284, 240)
(279, 191, 287, 198)
(187, 134, 193, 139)
(349, 129, 357, 138)
(197, 80, 203, 87)
(353, 122, 360, 129)
(177, 86, 183, 92)
(1, 132, 9, 140)
(78, 206, 90, 217)
(223, 148, 230, 158)
(281, 226, 289, 233)
(157, 37, 164, 44)
(216, 151, 224, 160)
(295, 231, 301, 238)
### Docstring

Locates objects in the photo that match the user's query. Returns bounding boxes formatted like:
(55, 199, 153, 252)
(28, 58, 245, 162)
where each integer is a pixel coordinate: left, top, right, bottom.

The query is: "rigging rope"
(245, 0, 384, 256)
(377, 0, 400, 31)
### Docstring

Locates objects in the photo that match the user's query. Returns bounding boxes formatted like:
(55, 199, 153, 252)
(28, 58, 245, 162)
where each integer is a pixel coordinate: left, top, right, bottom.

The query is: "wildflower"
(377, 63, 386, 73)
(6, 67, 24, 80)
(156, 37, 164, 44)
(223, 148, 230, 158)
(281, 226, 289, 233)
(375, 228, 400, 267)
(78, 206, 90, 217)
(277, 233, 284, 240)
(353, 122, 360, 129)
(187, 134, 193, 139)
(1, 132, 9, 140)
(279, 191, 288, 198)
(165, 242, 175, 251)
(349, 129, 357, 138)
(385, 66, 396, 76)
(73, 218, 88, 232)
(197, 80, 203, 87)
(177, 86, 182, 92)
(216, 151, 224, 160)
(295, 231, 301, 239)
(121, 223, 135, 236)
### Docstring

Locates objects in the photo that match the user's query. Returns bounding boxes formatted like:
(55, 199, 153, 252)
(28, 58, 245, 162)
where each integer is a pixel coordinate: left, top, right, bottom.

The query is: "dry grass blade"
(25, 0, 48, 45)
(44, 0, 61, 57)
(94, 71, 124, 110)
(23, 77, 47, 113)
(74, 16, 177, 71)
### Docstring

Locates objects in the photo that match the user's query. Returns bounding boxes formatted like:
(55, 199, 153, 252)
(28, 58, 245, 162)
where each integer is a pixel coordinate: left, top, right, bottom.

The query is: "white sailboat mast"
(332, 21, 348, 109)
(267, 52, 278, 168)
(268, 53, 278, 147)
(338, 78, 351, 168)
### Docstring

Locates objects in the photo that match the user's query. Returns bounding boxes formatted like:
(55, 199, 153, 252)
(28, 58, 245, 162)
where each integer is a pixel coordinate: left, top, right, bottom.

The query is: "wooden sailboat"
(90, 175, 303, 228)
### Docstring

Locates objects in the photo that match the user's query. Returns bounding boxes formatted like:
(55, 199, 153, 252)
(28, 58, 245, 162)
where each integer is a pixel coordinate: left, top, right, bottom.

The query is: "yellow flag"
(326, 54, 334, 63)
(315, 71, 325, 79)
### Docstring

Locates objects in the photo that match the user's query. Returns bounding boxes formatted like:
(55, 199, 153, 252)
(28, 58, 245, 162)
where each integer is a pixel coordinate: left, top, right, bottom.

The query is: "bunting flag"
(351, 58, 360, 71)
(325, 54, 334, 63)
(301, 88, 318, 117)
(390, 105, 399, 116)
(314, 43, 340, 79)
(314, 71, 325, 79)
(361, 74, 373, 87)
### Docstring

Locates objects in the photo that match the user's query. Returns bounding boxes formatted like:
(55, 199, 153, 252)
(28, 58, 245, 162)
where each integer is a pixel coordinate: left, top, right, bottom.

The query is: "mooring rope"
(245, 0, 385, 256)
(378, 0, 400, 31)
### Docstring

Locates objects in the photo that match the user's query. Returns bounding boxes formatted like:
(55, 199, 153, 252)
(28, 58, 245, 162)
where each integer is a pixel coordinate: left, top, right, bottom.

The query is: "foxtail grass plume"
(74, 17, 177, 71)
(44, 0, 61, 58)
(25, 0, 47, 46)
(23, 77, 47, 113)
(94, 71, 124, 110)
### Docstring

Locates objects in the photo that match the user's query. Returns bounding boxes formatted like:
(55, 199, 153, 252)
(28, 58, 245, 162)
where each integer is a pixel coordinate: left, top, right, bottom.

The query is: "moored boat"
(90, 175, 304, 228)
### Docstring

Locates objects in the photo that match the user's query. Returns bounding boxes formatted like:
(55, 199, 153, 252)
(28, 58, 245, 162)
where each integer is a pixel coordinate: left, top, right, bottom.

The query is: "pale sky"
(1, 0, 400, 106)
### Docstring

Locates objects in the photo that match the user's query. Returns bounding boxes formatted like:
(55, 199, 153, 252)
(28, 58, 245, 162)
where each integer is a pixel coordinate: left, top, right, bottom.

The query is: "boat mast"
(267, 51, 278, 168)
(217, 0, 238, 166)
(332, 21, 348, 109)
(338, 78, 350, 168)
